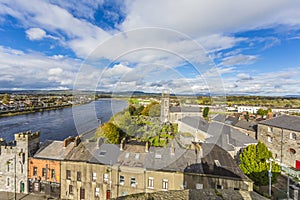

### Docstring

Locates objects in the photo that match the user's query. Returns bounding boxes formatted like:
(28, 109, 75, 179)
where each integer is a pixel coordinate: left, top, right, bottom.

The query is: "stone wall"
(258, 124, 300, 168)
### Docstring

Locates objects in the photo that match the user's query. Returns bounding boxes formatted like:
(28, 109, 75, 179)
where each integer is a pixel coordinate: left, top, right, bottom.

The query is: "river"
(0, 99, 128, 142)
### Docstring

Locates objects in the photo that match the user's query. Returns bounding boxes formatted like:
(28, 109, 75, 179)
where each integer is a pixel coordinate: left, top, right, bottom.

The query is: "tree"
(100, 122, 121, 144)
(239, 142, 280, 186)
(202, 107, 209, 118)
(141, 102, 159, 116)
(128, 105, 136, 116)
(2, 93, 9, 105)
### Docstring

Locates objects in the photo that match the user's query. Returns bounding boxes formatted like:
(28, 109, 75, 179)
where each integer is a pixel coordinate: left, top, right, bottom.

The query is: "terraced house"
(60, 138, 252, 200)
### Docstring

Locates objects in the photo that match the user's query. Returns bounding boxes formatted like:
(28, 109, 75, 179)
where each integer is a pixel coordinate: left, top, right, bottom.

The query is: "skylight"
(99, 151, 106, 156)
(214, 160, 221, 167)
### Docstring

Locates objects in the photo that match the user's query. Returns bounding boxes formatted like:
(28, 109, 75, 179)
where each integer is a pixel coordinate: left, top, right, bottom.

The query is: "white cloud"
(25, 28, 47, 40)
(220, 54, 258, 66)
(0, 46, 79, 89)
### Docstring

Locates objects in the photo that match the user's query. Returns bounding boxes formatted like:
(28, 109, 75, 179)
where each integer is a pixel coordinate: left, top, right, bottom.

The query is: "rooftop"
(34, 140, 74, 160)
(259, 115, 300, 132)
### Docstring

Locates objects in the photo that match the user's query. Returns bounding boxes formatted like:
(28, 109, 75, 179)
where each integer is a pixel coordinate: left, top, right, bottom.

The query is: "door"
(20, 181, 24, 193)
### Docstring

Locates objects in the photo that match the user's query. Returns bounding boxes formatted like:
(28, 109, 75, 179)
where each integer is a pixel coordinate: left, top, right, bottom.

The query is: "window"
(69, 185, 73, 194)
(119, 175, 125, 185)
(134, 153, 140, 160)
(95, 187, 100, 197)
(103, 173, 108, 184)
(51, 169, 55, 179)
(92, 172, 97, 182)
(162, 179, 168, 190)
(267, 136, 272, 143)
(148, 177, 154, 188)
(196, 183, 203, 189)
(42, 168, 47, 177)
(77, 171, 81, 181)
(7, 163, 10, 172)
(125, 152, 130, 158)
(80, 188, 85, 200)
(216, 185, 223, 189)
(66, 170, 71, 180)
(289, 148, 296, 154)
(267, 127, 273, 133)
(290, 132, 297, 140)
(7, 178, 10, 186)
(130, 177, 136, 187)
(33, 167, 38, 176)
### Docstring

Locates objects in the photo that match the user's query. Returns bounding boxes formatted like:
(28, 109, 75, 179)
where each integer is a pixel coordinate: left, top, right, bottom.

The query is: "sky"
(1, 0, 300, 96)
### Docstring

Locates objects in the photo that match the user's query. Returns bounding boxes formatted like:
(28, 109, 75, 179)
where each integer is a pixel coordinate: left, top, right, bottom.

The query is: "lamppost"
(267, 158, 273, 197)
(8, 155, 17, 200)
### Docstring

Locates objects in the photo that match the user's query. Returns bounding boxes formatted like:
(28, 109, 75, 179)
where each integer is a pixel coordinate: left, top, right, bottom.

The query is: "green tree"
(239, 142, 280, 186)
(100, 122, 121, 144)
(141, 102, 159, 116)
(202, 107, 209, 118)
(128, 105, 136, 116)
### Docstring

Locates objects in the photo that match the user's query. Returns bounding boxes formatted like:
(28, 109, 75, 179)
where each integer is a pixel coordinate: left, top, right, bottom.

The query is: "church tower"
(161, 89, 170, 123)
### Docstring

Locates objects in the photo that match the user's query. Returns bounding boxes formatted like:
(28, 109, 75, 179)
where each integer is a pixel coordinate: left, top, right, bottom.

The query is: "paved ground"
(0, 192, 58, 200)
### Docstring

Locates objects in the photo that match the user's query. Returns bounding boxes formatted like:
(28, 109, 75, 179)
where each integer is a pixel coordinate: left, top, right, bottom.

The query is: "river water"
(0, 99, 128, 142)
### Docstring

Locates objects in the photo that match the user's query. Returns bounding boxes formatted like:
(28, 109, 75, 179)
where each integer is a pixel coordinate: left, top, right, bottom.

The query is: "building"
(60, 138, 121, 200)
(28, 137, 76, 198)
(0, 131, 40, 194)
(237, 106, 264, 114)
(258, 115, 300, 172)
(60, 136, 253, 200)
(160, 91, 202, 123)
(178, 116, 257, 157)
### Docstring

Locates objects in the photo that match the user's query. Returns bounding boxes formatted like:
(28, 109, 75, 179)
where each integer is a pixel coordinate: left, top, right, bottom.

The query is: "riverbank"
(0, 104, 73, 118)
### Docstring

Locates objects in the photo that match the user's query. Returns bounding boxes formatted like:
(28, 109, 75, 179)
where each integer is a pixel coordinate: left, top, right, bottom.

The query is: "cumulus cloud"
(26, 28, 47, 40)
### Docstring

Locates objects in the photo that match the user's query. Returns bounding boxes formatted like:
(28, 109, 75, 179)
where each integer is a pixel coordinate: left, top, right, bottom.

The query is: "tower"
(161, 89, 170, 123)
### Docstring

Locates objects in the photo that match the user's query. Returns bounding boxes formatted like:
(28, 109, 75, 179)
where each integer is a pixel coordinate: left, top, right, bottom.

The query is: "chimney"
(145, 141, 149, 153)
(120, 138, 126, 151)
(74, 136, 81, 147)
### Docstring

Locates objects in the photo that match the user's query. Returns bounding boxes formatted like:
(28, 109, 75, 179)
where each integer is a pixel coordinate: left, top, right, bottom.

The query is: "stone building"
(0, 131, 40, 194)
(60, 139, 121, 200)
(160, 90, 201, 123)
(28, 137, 76, 198)
(258, 115, 300, 170)
(60, 137, 252, 200)
(178, 116, 257, 157)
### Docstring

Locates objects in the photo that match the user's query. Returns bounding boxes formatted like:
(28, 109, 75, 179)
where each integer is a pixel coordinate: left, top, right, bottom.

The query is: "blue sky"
(0, 0, 300, 96)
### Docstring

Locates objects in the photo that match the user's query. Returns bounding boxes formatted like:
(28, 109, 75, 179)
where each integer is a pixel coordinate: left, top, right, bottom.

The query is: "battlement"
(14, 130, 40, 141)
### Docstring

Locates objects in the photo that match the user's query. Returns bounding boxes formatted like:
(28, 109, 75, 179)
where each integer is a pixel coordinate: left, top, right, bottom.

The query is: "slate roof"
(116, 142, 147, 168)
(259, 115, 300, 132)
(145, 141, 194, 172)
(180, 116, 257, 151)
(90, 143, 121, 165)
(234, 120, 257, 132)
(199, 143, 248, 179)
(179, 116, 209, 132)
(64, 141, 93, 162)
(170, 106, 200, 113)
(34, 140, 74, 160)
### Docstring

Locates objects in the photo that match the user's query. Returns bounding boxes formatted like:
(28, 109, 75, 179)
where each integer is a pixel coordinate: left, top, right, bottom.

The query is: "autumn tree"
(239, 142, 280, 186)
(99, 122, 121, 144)
(2, 93, 9, 105)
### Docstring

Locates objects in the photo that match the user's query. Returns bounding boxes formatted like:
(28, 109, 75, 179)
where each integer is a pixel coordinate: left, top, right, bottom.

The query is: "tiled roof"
(259, 115, 300, 132)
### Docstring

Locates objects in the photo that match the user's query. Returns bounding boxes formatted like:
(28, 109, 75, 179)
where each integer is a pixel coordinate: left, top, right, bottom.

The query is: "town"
(1, 92, 300, 200)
